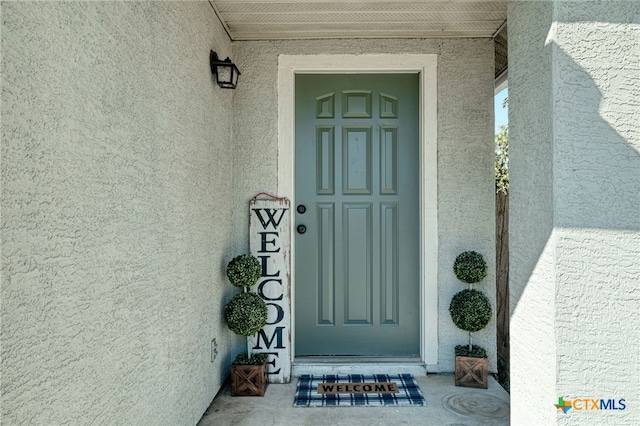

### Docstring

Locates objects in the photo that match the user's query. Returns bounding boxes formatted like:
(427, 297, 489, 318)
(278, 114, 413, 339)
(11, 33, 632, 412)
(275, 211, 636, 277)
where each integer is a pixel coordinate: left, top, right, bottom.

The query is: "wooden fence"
(496, 191, 509, 378)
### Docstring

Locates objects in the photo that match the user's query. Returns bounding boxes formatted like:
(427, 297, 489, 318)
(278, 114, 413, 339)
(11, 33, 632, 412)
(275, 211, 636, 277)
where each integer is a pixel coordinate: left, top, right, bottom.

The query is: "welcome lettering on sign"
(249, 197, 291, 384)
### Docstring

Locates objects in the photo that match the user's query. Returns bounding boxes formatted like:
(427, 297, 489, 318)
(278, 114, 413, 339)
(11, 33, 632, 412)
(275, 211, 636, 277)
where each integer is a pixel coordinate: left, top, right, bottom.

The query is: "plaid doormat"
(293, 374, 426, 407)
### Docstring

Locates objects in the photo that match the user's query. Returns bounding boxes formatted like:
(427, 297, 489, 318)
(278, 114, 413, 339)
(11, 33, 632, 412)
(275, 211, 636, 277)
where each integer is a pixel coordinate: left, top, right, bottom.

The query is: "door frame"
(277, 54, 438, 366)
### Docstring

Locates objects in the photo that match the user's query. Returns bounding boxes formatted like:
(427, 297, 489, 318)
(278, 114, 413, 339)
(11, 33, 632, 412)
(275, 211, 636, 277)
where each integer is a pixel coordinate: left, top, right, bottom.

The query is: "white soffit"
(210, 0, 508, 40)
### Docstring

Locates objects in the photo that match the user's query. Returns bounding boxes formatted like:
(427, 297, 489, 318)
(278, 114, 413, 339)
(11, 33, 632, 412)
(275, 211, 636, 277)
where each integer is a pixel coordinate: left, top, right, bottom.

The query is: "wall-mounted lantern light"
(210, 50, 240, 89)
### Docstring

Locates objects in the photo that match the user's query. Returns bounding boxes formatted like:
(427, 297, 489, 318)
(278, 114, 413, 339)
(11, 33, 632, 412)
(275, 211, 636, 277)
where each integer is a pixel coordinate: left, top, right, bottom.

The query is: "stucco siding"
(508, 0, 557, 424)
(553, 3, 640, 425)
(232, 38, 496, 372)
(510, 1, 640, 424)
(1, 2, 235, 424)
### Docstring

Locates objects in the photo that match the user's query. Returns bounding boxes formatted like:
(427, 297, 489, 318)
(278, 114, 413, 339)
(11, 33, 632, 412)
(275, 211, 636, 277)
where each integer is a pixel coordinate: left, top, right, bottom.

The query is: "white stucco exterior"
(509, 1, 640, 424)
(1, 2, 237, 424)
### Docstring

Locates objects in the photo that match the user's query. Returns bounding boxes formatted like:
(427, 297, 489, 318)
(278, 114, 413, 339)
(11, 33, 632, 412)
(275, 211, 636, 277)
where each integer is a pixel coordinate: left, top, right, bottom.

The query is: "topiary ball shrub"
(449, 289, 492, 332)
(225, 292, 268, 336)
(453, 251, 488, 284)
(226, 254, 262, 289)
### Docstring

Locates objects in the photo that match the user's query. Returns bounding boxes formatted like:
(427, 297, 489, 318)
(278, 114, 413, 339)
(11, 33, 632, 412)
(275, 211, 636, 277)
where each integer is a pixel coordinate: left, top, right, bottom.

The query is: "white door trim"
(277, 54, 438, 366)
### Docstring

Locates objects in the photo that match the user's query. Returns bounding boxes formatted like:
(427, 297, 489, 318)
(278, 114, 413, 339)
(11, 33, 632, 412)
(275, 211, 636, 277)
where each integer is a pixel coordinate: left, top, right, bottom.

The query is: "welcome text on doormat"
(294, 374, 426, 407)
(318, 382, 399, 394)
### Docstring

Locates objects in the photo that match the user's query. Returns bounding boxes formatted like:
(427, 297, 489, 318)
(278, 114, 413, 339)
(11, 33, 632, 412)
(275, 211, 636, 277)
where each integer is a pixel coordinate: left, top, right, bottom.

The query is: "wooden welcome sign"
(249, 195, 291, 384)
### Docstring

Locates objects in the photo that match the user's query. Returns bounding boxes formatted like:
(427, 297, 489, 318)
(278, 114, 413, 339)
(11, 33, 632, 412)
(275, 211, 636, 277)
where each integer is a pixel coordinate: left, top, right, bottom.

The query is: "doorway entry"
(294, 73, 419, 356)
(277, 54, 439, 366)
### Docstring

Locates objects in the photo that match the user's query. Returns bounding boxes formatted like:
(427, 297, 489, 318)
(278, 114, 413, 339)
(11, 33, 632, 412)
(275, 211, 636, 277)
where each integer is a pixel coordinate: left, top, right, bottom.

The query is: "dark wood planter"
(231, 362, 268, 396)
(455, 355, 488, 389)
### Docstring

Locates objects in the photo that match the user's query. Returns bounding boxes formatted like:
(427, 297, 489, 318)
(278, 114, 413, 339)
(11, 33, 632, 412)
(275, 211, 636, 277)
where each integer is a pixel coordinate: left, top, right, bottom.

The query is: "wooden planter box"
(455, 355, 488, 389)
(231, 363, 268, 396)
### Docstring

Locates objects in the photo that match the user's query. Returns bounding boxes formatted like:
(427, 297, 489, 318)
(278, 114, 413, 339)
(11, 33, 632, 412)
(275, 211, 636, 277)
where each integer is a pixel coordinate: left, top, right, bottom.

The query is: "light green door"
(295, 74, 420, 356)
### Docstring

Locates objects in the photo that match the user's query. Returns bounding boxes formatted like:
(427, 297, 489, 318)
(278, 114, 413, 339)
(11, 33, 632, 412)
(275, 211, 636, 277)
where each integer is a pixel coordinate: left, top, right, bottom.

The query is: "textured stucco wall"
(232, 38, 496, 372)
(508, 1, 557, 424)
(553, 2, 640, 425)
(1, 2, 238, 424)
(510, 1, 640, 424)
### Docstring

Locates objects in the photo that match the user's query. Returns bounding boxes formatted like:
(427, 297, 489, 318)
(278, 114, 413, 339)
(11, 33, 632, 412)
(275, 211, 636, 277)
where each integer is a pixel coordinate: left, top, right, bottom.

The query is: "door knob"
(297, 224, 307, 234)
(297, 204, 307, 214)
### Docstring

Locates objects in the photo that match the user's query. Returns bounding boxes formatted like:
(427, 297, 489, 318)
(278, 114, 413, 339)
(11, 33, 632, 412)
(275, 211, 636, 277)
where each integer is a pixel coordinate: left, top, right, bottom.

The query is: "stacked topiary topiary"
(224, 254, 267, 360)
(449, 251, 492, 388)
(224, 253, 269, 396)
(449, 251, 491, 354)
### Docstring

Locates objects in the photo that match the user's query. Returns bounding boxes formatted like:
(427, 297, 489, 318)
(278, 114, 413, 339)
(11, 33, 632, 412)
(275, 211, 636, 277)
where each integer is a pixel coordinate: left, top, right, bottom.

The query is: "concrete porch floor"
(198, 374, 510, 426)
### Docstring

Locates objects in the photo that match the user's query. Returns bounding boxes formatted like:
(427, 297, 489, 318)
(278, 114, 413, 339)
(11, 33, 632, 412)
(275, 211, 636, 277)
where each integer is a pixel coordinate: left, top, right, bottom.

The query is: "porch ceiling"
(210, 0, 507, 41)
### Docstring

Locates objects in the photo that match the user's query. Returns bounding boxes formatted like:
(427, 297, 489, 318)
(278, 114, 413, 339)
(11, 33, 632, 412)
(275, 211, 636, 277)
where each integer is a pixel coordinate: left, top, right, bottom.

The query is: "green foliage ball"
(449, 289, 492, 333)
(225, 292, 268, 337)
(226, 254, 262, 289)
(453, 251, 488, 284)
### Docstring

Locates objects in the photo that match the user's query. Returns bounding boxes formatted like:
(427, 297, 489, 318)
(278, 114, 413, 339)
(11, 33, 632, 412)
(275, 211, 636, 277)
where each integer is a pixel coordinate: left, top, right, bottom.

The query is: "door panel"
(343, 127, 372, 194)
(344, 202, 372, 325)
(295, 74, 419, 356)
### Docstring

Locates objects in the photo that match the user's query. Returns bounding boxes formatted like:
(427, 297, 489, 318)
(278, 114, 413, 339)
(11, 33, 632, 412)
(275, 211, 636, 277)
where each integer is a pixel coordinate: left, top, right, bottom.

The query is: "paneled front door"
(294, 74, 419, 356)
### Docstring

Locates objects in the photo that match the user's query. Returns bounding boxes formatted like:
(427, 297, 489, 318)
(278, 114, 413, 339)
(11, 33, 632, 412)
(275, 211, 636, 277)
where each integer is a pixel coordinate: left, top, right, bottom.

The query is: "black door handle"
(297, 224, 307, 234)
(297, 204, 307, 214)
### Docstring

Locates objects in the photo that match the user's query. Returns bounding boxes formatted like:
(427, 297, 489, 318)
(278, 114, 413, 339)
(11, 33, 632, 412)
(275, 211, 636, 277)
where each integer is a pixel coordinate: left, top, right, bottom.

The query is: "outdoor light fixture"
(210, 50, 240, 89)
